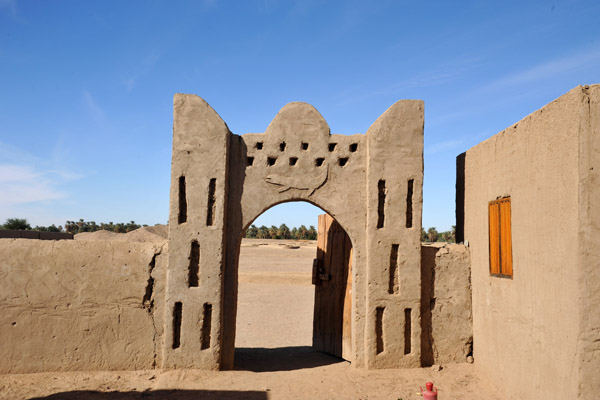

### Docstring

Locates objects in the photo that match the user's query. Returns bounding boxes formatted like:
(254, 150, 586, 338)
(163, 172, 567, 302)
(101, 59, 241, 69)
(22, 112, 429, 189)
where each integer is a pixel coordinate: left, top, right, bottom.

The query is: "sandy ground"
(0, 236, 502, 400)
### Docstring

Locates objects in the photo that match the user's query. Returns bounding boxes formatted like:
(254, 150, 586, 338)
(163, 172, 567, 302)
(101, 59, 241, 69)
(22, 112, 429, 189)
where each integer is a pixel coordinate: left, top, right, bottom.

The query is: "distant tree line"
(63, 219, 147, 234)
(0, 218, 147, 234)
(2, 217, 456, 242)
(245, 224, 318, 240)
(421, 226, 456, 243)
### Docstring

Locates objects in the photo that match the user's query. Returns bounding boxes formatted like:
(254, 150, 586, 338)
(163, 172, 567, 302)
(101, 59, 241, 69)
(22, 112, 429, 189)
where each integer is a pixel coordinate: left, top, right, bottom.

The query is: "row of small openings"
(247, 156, 348, 167)
(254, 141, 358, 153)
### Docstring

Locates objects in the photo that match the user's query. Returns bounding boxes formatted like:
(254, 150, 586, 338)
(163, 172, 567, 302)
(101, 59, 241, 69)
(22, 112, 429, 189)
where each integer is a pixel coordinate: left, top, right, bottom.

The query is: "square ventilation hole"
(339, 157, 349, 167)
(349, 143, 358, 152)
(315, 158, 325, 167)
(247, 157, 254, 166)
(280, 142, 286, 151)
(255, 142, 263, 150)
(301, 142, 309, 150)
(289, 157, 298, 166)
(267, 157, 277, 166)
(328, 143, 337, 152)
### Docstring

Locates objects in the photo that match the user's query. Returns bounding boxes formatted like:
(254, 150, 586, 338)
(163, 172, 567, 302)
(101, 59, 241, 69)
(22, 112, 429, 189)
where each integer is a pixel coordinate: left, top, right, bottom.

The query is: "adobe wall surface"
(0, 239, 166, 374)
(576, 85, 600, 398)
(463, 86, 599, 399)
(166, 95, 424, 370)
(421, 244, 472, 366)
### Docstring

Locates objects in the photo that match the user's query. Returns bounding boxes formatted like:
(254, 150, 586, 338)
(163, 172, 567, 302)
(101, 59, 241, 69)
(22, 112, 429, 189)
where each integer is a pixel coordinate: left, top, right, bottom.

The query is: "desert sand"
(0, 234, 501, 399)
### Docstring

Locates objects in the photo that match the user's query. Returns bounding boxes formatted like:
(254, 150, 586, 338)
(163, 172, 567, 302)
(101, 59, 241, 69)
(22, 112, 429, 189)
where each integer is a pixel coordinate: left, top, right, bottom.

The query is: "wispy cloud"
(425, 138, 464, 155)
(0, 165, 65, 206)
(0, 142, 82, 208)
(483, 46, 600, 91)
(122, 51, 161, 93)
(201, 0, 218, 8)
(0, 0, 17, 16)
(333, 56, 483, 108)
(83, 91, 105, 122)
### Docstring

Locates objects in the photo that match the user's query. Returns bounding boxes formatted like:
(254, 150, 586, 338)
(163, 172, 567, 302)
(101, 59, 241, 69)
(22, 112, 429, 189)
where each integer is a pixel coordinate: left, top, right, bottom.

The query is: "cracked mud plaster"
(0, 239, 167, 373)
(142, 245, 166, 369)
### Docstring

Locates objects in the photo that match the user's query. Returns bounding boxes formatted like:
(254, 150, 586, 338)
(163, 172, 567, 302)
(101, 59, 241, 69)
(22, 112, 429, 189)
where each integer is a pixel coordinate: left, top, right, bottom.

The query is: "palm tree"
(269, 225, 279, 239)
(257, 225, 269, 239)
(427, 227, 439, 242)
(246, 225, 258, 238)
(298, 225, 308, 239)
(307, 225, 317, 240)
(278, 223, 291, 239)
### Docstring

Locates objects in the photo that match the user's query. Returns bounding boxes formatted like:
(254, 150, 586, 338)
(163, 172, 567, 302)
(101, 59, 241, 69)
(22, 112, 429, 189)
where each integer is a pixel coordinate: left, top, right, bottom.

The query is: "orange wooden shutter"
(499, 199, 513, 277)
(489, 202, 500, 275)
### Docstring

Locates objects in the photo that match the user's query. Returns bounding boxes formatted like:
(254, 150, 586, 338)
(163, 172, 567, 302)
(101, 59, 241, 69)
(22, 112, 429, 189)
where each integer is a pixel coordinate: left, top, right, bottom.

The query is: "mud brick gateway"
(164, 95, 424, 370)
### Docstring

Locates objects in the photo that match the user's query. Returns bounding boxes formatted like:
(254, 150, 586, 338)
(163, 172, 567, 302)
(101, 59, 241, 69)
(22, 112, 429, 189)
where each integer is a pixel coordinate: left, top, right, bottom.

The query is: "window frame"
(488, 197, 513, 279)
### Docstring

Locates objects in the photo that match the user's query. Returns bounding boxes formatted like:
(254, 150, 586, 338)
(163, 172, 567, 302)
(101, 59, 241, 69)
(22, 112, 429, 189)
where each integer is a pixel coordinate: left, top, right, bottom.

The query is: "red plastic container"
(420, 382, 438, 400)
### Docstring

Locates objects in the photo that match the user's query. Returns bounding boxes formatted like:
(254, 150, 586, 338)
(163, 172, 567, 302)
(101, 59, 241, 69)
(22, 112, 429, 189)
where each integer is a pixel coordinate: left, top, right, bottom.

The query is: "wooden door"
(312, 214, 353, 360)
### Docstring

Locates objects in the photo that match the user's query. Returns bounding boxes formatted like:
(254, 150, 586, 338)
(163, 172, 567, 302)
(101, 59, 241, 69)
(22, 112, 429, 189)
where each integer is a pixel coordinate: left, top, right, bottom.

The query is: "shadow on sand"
(30, 390, 267, 400)
(234, 345, 346, 372)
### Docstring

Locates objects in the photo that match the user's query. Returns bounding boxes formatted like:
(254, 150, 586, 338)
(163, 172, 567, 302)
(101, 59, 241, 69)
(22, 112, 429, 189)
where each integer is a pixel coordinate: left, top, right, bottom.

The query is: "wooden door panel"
(313, 214, 352, 360)
(488, 202, 500, 275)
(499, 199, 513, 276)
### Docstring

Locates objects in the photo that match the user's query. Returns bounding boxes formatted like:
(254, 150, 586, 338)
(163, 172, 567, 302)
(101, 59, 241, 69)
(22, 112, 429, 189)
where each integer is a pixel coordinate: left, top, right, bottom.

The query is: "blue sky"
(1, 0, 599, 231)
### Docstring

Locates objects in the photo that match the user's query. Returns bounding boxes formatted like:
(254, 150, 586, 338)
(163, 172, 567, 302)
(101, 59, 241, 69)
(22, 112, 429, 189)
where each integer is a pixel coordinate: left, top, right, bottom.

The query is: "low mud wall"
(0, 239, 166, 374)
(421, 243, 472, 366)
(0, 237, 472, 373)
(0, 230, 73, 240)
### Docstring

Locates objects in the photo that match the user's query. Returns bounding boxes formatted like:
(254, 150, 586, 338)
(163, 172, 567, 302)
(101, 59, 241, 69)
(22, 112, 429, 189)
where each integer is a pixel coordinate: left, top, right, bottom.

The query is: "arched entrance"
(162, 94, 424, 370)
(234, 205, 353, 370)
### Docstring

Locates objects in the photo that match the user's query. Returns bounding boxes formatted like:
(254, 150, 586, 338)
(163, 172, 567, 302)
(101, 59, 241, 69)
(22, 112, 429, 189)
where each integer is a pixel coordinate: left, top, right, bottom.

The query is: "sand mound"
(74, 230, 118, 241)
(142, 224, 168, 238)
(120, 226, 167, 243)
(74, 225, 167, 243)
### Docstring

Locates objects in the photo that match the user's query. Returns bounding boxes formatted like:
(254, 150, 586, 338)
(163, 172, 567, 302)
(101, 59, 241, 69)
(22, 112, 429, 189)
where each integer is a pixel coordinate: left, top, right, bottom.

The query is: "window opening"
(188, 240, 200, 287)
(377, 180, 386, 229)
(172, 302, 183, 349)
(404, 308, 412, 355)
(388, 244, 399, 294)
(406, 179, 414, 228)
(178, 176, 187, 224)
(201, 303, 212, 350)
(206, 178, 216, 226)
(376, 307, 385, 354)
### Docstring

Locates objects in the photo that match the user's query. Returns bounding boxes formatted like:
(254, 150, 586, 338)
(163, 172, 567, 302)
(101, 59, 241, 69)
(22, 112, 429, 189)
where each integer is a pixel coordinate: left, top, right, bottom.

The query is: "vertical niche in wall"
(178, 176, 187, 224)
